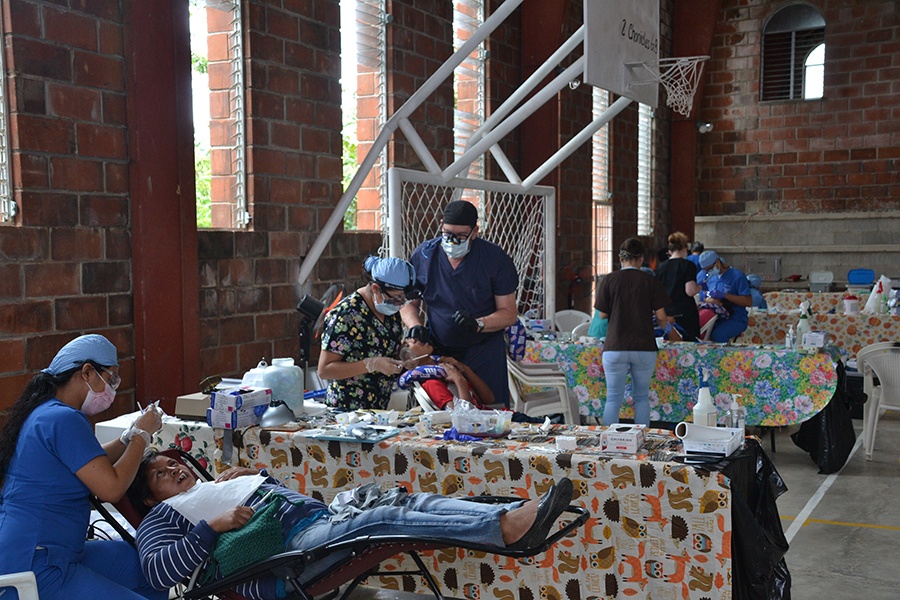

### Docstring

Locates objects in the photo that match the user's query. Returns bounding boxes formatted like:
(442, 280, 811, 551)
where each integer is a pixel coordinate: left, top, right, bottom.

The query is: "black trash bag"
(725, 440, 791, 600)
(790, 361, 856, 474)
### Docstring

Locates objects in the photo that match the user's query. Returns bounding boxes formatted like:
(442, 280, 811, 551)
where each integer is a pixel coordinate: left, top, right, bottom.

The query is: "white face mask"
(374, 301, 401, 316)
(441, 238, 470, 259)
(83, 377, 116, 415)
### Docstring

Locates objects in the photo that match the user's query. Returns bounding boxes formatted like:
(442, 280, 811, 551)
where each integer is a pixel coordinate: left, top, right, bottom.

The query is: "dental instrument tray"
(298, 425, 401, 443)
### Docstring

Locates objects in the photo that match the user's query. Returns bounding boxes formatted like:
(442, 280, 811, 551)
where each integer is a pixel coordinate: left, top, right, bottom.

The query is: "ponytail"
(0, 367, 80, 487)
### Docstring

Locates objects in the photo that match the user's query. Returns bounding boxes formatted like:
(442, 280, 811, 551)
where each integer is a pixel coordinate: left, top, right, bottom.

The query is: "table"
(150, 422, 791, 600)
(741, 311, 900, 356)
(763, 291, 870, 314)
(525, 340, 838, 426)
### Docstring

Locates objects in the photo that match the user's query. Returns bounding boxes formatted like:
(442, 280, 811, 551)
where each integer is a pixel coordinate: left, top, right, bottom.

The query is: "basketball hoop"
(626, 55, 710, 117)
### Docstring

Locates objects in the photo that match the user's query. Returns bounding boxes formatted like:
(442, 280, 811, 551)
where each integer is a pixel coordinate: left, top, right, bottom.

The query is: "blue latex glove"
(708, 289, 726, 300)
(440, 427, 481, 442)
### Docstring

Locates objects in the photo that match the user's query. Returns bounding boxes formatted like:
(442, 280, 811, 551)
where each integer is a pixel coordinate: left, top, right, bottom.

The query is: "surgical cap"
(42, 334, 118, 375)
(364, 256, 416, 289)
(442, 201, 478, 227)
(747, 274, 762, 289)
(698, 251, 721, 269)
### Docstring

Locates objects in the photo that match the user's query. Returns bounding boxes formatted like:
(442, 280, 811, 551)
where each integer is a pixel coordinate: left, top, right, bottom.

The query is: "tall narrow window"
(761, 4, 825, 101)
(592, 88, 612, 278)
(190, 0, 247, 228)
(804, 43, 825, 100)
(636, 102, 653, 237)
(454, 0, 486, 203)
(0, 8, 13, 223)
(343, 0, 387, 231)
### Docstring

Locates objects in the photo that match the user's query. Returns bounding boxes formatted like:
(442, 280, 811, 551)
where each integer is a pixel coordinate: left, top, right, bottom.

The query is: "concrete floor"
(346, 411, 900, 600)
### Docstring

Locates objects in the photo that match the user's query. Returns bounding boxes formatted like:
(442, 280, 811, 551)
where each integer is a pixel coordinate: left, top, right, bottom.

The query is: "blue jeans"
(289, 494, 519, 550)
(601, 350, 657, 426)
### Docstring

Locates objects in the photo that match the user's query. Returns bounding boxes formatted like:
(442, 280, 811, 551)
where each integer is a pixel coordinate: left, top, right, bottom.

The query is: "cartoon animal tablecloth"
(216, 426, 738, 600)
(525, 341, 838, 426)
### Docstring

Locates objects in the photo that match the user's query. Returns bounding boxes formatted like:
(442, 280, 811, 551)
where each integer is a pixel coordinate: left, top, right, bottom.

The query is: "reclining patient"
(399, 335, 495, 409)
(127, 451, 574, 600)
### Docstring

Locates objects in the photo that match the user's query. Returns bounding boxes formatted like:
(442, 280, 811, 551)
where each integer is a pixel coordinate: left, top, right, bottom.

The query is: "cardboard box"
(682, 427, 743, 457)
(175, 392, 210, 419)
(206, 404, 267, 429)
(209, 387, 272, 411)
(600, 424, 646, 453)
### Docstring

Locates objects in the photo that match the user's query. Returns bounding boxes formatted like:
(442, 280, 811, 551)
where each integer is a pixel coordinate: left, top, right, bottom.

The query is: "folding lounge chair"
(182, 499, 590, 600)
(94, 450, 589, 600)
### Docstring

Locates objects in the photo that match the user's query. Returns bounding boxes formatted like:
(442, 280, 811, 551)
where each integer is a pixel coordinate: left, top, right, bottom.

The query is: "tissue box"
(209, 387, 272, 411)
(682, 427, 743, 456)
(600, 424, 646, 453)
(206, 404, 267, 429)
(801, 331, 827, 349)
(175, 392, 210, 419)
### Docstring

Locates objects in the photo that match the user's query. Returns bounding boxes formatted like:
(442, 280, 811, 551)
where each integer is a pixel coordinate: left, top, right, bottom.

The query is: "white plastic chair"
(0, 571, 39, 599)
(856, 342, 900, 460)
(699, 314, 719, 341)
(553, 310, 591, 334)
(506, 358, 578, 424)
(571, 322, 591, 338)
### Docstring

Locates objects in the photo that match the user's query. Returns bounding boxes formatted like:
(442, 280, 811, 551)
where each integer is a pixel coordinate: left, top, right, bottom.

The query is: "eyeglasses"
(378, 289, 409, 306)
(101, 367, 121, 390)
(440, 229, 472, 245)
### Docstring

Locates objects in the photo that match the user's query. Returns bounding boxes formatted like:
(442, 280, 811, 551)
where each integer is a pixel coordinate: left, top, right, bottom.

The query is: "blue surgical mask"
(441, 238, 470, 259)
(707, 267, 720, 278)
(374, 302, 401, 316)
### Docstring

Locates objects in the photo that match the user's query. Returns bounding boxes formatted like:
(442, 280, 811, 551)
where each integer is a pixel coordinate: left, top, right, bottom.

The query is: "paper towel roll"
(675, 421, 735, 442)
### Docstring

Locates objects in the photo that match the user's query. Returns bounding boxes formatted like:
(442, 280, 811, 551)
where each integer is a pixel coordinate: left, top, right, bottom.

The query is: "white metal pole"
(443, 57, 585, 183)
(297, 0, 524, 286)
(399, 118, 441, 175)
(387, 167, 402, 257)
(521, 96, 632, 190)
(545, 190, 556, 321)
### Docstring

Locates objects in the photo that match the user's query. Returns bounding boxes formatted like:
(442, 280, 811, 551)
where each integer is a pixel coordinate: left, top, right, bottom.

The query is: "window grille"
(592, 87, 612, 278)
(344, 0, 388, 230)
(636, 102, 653, 237)
(193, 0, 248, 228)
(0, 8, 14, 223)
(454, 0, 486, 202)
(761, 4, 825, 101)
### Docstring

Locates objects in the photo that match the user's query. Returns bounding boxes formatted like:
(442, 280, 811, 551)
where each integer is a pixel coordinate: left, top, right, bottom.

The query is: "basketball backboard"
(584, 0, 660, 107)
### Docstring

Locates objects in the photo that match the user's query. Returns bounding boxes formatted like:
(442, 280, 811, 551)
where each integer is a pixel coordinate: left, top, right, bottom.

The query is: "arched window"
(761, 4, 825, 101)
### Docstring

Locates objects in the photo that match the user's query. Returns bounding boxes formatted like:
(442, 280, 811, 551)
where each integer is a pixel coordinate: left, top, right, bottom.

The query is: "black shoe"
(509, 477, 574, 549)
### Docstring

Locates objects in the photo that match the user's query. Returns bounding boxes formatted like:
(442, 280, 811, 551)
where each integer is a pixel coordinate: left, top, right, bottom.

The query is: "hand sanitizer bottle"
(785, 325, 794, 349)
(693, 369, 717, 427)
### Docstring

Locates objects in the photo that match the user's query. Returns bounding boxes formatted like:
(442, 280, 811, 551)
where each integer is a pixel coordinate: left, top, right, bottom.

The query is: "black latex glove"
(406, 325, 430, 344)
(452, 310, 479, 333)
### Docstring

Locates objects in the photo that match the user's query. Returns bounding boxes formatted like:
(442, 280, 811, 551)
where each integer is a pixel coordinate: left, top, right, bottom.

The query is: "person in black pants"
(655, 232, 701, 341)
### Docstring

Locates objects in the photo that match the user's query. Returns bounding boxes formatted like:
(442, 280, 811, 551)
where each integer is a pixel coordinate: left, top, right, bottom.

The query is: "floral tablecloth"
(741, 312, 900, 357)
(525, 341, 838, 426)
(763, 291, 869, 314)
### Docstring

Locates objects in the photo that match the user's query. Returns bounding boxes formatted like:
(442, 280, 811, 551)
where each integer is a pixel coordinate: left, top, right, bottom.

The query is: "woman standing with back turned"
(0, 334, 165, 599)
(595, 239, 671, 426)
(655, 231, 702, 341)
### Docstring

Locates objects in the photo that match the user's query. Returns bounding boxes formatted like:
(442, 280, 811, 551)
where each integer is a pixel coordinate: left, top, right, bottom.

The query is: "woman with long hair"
(655, 231, 702, 341)
(0, 334, 165, 599)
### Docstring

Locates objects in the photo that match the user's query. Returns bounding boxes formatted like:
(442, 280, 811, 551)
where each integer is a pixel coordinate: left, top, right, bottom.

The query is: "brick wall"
(697, 0, 899, 215)
(0, 0, 136, 416)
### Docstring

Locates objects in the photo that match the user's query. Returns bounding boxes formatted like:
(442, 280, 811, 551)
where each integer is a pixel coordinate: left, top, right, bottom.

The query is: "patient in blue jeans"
(128, 452, 574, 600)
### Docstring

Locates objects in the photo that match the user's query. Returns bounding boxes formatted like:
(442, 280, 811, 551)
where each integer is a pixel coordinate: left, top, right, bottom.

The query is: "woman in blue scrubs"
(0, 334, 166, 599)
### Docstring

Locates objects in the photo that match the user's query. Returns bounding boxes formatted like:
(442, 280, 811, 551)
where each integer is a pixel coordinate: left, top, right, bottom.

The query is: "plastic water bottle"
(693, 369, 717, 427)
(730, 394, 746, 437)
(785, 325, 794, 349)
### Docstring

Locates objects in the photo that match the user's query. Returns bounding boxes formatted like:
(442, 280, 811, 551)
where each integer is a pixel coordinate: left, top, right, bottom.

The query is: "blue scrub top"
(409, 237, 518, 349)
(0, 399, 104, 573)
(705, 267, 752, 323)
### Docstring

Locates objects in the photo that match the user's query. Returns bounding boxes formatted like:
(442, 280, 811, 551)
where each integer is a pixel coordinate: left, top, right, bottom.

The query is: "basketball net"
(627, 55, 709, 117)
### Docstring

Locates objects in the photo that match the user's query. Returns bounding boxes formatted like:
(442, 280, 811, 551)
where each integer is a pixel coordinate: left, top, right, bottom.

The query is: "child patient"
(399, 335, 495, 410)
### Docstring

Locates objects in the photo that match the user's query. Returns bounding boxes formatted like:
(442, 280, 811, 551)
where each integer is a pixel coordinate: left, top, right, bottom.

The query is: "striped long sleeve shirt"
(135, 480, 327, 600)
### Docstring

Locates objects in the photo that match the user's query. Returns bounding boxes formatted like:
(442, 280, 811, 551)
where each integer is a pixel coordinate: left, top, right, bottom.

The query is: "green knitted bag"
(206, 493, 293, 579)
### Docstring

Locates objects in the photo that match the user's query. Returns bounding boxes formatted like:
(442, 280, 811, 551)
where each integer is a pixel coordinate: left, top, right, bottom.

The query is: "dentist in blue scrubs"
(0, 334, 166, 600)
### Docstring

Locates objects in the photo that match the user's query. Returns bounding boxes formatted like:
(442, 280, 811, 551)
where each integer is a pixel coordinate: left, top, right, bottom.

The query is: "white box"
(600, 424, 646, 454)
(801, 331, 827, 349)
(682, 427, 743, 457)
(206, 404, 267, 429)
(209, 387, 272, 411)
